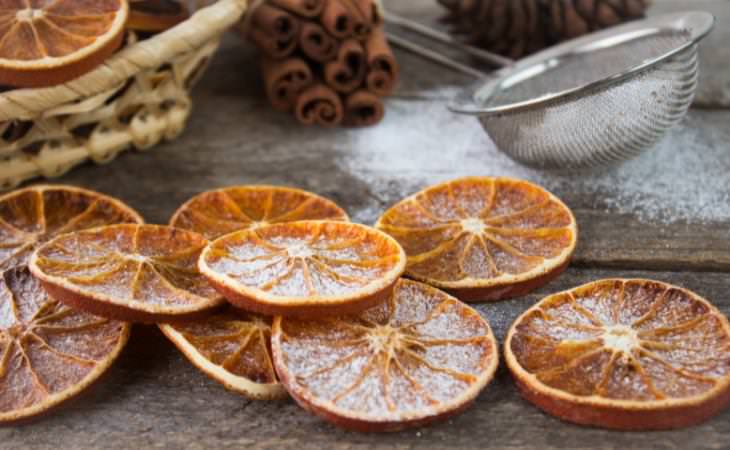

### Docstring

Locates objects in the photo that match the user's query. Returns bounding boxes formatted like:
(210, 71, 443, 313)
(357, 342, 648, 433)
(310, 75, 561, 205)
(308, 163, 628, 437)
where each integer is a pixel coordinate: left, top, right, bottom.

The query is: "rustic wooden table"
(4, 1, 729, 449)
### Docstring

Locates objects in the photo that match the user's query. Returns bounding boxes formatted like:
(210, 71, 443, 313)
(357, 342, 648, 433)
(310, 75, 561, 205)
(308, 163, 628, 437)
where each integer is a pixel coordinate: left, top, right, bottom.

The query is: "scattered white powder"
(338, 95, 730, 225)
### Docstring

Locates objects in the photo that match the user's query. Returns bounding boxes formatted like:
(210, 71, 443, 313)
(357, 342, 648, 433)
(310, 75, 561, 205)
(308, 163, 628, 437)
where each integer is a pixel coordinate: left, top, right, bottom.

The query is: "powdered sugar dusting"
(339, 101, 730, 225)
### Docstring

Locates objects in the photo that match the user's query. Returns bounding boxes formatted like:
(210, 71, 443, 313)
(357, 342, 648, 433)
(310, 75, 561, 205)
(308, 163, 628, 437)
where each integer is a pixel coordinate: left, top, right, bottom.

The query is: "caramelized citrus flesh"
(0, 0, 123, 62)
(170, 186, 348, 240)
(509, 279, 730, 402)
(0, 185, 142, 273)
(160, 308, 285, 399)
(0, 267, 128, 422)
(30, 224, 222, 320)
(376, 177, 576, 295)
(272, 279, 498, 431)
(201, 221, 405, 306)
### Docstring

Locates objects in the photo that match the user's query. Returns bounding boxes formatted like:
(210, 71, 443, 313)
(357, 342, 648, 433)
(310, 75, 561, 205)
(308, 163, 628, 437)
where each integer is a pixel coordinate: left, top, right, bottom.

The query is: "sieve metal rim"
(449, 11, 714, 116)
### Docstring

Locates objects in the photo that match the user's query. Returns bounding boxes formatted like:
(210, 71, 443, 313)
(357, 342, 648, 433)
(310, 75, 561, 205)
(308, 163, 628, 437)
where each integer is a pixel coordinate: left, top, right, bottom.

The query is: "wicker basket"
(0, 0, 249, 191)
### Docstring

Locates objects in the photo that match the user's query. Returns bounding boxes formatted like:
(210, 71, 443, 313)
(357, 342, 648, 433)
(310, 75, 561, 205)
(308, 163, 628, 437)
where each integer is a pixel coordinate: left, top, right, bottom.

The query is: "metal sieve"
(386, 11, 715, 170)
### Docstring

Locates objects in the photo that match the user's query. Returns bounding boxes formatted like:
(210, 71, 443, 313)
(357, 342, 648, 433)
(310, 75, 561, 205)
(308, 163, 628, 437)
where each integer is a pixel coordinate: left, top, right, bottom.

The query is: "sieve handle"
(383, 11, 513, 80)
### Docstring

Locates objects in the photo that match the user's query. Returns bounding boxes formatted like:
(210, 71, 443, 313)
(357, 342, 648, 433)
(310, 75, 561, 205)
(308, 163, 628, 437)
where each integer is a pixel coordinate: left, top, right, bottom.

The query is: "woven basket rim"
(0, 0, 249, 122)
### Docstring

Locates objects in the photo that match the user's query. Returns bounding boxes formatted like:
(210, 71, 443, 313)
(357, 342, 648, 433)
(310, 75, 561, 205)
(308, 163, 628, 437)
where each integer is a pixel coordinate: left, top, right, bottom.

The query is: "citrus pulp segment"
(160, 308, 286, 400)
(199, 220, 406, 317)
(375, 177, 577, 302)
(170, 185, 349, 240)
(271, 279, 499, 432)
(0, 185, 143, 273)
(505, 278, 730, 430)
(127, 0, 189, 32)
(0, 0, 129, 88)
(29, 224, 224, 323)
(0, 266, 129, 423)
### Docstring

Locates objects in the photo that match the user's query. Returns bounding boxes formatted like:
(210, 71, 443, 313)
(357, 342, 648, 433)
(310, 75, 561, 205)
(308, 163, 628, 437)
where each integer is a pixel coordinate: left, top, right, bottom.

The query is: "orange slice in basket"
(127, 0, 189, 32)
(271, 278, 499, 432)
(0, 0, 129, 88)
(199, 220, 406, 317)
(0, 266, 129, 423)
(505, 279, 730, 430)
(375, 177, 577, 302)
(29, 224, 224, 323)
(0, 185, 143, 273)
(170, 185, 349, 240)
(160, 307, 285, 399)
(163, 185, 349, 398)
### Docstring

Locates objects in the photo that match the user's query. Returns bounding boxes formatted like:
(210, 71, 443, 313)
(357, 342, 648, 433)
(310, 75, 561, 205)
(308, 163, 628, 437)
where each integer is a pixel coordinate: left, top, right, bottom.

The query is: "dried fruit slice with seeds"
(127, 0, 189, 32)
(0, 185, 143, 273)
(375, 177, 577, 302)
(170, 185, 348, 240)
(29, 224, 224, 323)
(0, 266, 129, 423)
(0, 0, 129, 88)
(159, 308, 285, 399)
(505, 278, 730, 430)
(271, 278, 499, 432)
(164, 185, 349, 398)
(199, 220, 406, 317)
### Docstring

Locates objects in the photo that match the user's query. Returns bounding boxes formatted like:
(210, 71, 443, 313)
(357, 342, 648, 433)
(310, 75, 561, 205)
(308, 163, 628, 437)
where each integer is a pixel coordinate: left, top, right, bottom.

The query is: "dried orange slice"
(0, 0, 129, 88)
(200, 220, 406, 317)
(0, 266, 129, 423)
(0, 185, 143, 273)
(271, 279, 499, 432)
(127, 0, 189, 32)
(170, 185, 349, 240)
(375, 177, 577, 302)
(163, 185, 348, 398)
(159, 307, 285, 399)
(505, 279, 730, 430)
(29, 224, 224, 323)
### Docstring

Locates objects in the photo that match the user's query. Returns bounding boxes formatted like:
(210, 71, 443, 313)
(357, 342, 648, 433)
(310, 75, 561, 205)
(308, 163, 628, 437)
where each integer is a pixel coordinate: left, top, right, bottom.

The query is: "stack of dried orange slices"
(2, 178, 729, 432)
(0, 0, 188, 89)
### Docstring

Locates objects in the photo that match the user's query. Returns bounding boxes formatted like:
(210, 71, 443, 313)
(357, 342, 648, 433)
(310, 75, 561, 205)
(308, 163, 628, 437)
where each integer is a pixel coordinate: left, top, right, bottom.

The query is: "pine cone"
(439, 0, 651, 59)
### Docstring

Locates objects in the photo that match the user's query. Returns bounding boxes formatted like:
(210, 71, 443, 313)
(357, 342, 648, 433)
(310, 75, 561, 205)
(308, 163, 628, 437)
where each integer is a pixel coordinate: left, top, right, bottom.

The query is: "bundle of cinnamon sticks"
(243, 0, 399, 127)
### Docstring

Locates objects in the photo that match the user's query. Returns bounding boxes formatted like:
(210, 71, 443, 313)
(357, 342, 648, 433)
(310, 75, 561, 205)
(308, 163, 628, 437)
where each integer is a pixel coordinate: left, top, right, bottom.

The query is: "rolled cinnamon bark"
(341, 0, 370, 40)
(365, 28, 399, 96)
(324, 39, 366, 94)
(299, 22, 338, 63)
(295, 83, 344, 127)
(251, 3, 299, 41)
(261, 57, 313, 112)
(249, 26, 297, 59)
(270, 0, 325, 18)
(320, 0, 354, 39)
(344, 90, 384, 127)
(348, 0, 380, 26)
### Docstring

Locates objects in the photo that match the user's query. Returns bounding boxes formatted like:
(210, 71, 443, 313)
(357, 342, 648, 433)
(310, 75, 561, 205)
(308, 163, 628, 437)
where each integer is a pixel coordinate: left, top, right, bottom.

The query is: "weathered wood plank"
(2, 267, 728, 450)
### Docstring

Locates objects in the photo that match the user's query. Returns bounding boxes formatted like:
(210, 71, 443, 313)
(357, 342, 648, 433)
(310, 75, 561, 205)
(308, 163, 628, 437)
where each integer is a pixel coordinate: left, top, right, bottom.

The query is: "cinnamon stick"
(295, 83, 344, 127)
(249, 26, 297, 59)
(299, 22, 338, 63)
(324, 39, 366, 94)
(340, 0, 370, 40)
(344, 90, 384, 127)
(269, 0, 325, 18)
(251, 3, 299, 41)
(351, 0, 380, 25)
(365, 28, 399, 96)
(320, 0, 354, 39)
(261, 57, 313, 112)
